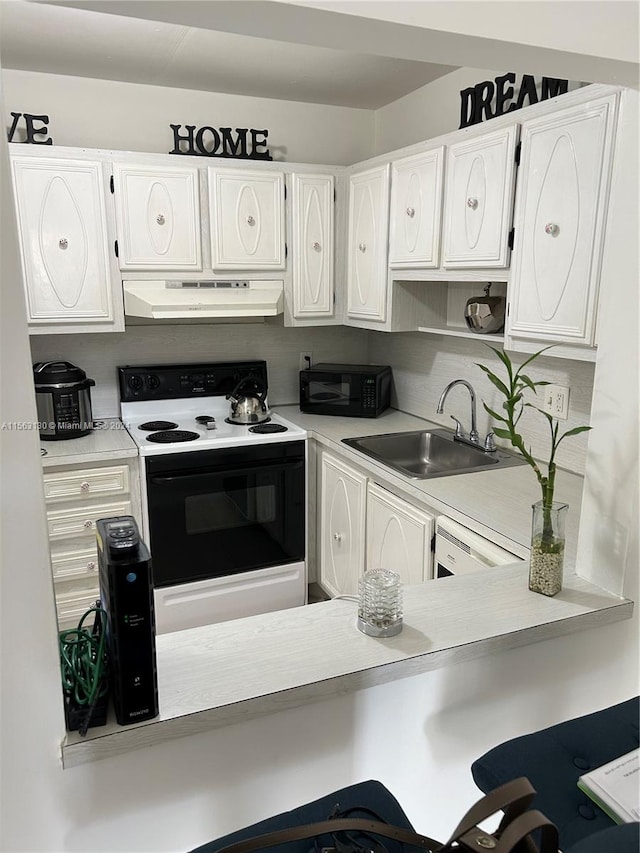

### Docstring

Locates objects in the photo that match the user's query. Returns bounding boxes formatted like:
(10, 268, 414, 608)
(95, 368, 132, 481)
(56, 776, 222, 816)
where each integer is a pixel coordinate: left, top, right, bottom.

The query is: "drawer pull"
(83, 519, 94, 529)
(80, 481, 91, 492)
(466, 197, 478, 210)
(333, 532, 343, 542)
(406, 207, 415, 218)
(87, 561, 97, 571)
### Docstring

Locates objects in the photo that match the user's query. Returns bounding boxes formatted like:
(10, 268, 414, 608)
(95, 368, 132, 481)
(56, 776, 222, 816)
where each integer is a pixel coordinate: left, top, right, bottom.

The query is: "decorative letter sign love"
(459, 74, 569, 128)
(169, 125, 272, 160)
(7, 112, 53, 144)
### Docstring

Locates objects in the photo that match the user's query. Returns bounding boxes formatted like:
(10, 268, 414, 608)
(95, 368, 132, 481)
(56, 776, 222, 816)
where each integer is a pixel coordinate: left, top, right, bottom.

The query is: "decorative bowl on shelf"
(464, 283, 506, 334)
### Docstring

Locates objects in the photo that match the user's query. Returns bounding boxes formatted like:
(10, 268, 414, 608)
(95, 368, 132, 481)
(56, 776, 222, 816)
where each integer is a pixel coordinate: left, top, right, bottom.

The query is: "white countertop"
(62, 564, 632, 768)
(276, 406, 584, 564)
(41, 418, 138, 468)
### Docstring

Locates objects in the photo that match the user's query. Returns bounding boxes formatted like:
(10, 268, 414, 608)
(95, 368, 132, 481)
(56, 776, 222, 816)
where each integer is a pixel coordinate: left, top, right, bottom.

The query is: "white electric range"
(119, 361, 307, 634)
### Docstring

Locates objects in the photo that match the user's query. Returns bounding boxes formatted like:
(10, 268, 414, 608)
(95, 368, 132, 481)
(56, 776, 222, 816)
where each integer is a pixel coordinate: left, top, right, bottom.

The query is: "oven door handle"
(149, 459, 303, 484)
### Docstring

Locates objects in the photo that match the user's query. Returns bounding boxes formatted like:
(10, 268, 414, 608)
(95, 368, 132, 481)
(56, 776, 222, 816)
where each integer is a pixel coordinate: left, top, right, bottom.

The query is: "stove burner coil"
(195, 415, 216, 424)
(248, 423, 288, 434)
(146, 430, 200, 443)
(139, 420, 178, 432)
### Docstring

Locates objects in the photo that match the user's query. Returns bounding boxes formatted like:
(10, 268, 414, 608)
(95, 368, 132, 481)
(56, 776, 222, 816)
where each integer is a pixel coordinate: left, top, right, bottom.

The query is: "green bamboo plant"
(476, 346, 591, 546)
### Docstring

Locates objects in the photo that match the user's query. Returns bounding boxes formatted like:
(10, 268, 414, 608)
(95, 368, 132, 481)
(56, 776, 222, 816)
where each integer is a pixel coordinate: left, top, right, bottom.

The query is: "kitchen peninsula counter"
(62, 564, 632, 768)
(60, 407, 633, 769)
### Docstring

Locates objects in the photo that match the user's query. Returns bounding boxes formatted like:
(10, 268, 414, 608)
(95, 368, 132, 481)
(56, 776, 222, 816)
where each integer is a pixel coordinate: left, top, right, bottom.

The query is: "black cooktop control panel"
(118, 361, 268, 402)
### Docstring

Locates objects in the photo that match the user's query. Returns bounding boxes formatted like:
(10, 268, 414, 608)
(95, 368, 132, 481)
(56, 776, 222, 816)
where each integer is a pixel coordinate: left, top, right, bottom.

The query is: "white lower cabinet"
(43, 458, 141, 631)
(319, 452, 366, 598)
(318, 450, 435, 598)
(366, 482, 434, 584)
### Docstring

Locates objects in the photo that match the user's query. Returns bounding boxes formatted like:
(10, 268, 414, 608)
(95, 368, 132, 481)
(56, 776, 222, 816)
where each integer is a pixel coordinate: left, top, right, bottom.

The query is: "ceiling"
(0, 0, 458, 109)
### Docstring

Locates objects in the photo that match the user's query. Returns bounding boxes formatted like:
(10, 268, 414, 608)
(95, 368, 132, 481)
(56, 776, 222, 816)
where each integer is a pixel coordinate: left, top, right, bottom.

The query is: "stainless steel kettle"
(226, 375, 270, 424)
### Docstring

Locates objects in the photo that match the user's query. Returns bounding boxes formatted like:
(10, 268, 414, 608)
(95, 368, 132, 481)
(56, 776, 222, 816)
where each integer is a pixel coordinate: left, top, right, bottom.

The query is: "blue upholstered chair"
(471, 696, 640, 852)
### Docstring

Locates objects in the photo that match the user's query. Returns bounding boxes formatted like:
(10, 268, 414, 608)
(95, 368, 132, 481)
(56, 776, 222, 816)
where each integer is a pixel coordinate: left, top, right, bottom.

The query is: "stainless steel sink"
(342, 428, 526, 479)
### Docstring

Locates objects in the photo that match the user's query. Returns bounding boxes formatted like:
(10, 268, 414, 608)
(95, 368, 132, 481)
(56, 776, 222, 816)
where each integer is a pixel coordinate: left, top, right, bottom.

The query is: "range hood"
(123, 280, 284, 321)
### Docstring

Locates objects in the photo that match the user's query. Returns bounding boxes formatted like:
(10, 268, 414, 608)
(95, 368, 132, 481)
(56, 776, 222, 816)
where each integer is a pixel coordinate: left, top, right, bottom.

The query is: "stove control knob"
(128, 375, 143, 392)
(146, 374, 160, 391)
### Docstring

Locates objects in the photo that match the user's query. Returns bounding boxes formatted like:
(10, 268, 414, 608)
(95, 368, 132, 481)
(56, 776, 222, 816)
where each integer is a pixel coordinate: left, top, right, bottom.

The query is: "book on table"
(577, 748, 640, 824)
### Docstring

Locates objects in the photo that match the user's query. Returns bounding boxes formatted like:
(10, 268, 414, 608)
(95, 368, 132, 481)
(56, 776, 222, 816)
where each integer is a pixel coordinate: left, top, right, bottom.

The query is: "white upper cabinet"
(208, 167, 285, 269)
(347, 164, 390, 323)
(389, 147, 444, 269)
(291, 173, 334, 318)
(507, 96, 617, 348)
(11, 156, 123, 333)
(112, 163, 202, 271)
(366, 483, 434, 584)
(442, 125, 518, 268)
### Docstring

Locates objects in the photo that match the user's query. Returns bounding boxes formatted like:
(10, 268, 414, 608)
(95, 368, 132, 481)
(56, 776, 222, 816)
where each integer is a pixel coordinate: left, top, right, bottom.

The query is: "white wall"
(368, 332, 594, 475)
(2, 69, 374, 165)
(30, 323, 369, 417)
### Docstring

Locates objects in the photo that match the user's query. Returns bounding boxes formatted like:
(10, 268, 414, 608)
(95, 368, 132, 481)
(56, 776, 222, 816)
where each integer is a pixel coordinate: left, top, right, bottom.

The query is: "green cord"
(59, 605, 108, 708)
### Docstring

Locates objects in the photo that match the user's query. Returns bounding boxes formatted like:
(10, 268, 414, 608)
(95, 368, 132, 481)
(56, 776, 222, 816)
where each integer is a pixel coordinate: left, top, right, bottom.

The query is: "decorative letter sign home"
(6, 112, 53, 144)
(459, 74, 570, 128)
(169, 125, 273, 160)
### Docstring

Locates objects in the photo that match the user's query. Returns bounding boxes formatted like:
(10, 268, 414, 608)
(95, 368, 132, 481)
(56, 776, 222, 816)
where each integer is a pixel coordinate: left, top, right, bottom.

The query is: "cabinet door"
(507, 96, 617, 347)
(209, 168, 285, 269)
(11, 157, 118, 329)
(291, 173, 334, 318)
(319, 452, 366, 598)
(347, 164, 390, 322)
(389, 147, 444, 268)
(113, 163, 201, 270)
(366, 483, 434, 584)
(442, 125, 518, 268)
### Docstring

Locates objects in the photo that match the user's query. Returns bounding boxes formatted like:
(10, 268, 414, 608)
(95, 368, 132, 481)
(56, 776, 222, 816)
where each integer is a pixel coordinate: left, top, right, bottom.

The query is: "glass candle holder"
(357, 568, 403, 637)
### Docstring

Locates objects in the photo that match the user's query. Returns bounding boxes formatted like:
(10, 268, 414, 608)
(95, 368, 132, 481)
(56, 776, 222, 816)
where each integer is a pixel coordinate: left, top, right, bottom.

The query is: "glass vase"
(529, 500, 568, 596)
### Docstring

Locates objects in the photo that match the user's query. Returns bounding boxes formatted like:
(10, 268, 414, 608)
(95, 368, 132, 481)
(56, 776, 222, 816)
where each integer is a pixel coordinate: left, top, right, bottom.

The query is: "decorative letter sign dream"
(460, 74, 570, 128)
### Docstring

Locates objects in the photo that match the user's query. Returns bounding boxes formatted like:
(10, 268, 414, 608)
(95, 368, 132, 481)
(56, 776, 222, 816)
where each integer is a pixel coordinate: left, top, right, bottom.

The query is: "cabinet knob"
(80, 481, 90, 492)
(156, 214, 166, 225)
(83, 519, 94, 529)
(466, 197, 478, 209)
(358, 243, 367, 253)
(247, 215, 256, 226)
(87, 561, 97, 571)
(544, 222, 559, 236)
(333, 532, 343, 542)
(312, 241, 321, 252)
(58, 238, 69, 250)
(406, 207, 415, 218)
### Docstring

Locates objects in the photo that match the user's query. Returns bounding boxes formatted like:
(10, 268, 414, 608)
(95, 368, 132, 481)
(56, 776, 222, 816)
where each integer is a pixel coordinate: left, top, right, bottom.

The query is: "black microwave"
(299, 363, 392, 418)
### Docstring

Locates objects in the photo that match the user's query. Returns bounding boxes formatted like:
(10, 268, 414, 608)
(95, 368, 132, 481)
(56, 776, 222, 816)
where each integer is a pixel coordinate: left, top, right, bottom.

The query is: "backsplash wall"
(30, 322, 369, 418)
(368, 332, 595, 476)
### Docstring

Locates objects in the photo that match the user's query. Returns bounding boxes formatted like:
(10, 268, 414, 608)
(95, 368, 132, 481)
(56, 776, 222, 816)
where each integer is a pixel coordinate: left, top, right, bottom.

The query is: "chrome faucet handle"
(484, 432, 497, 452)
(449, 415, 465, 437)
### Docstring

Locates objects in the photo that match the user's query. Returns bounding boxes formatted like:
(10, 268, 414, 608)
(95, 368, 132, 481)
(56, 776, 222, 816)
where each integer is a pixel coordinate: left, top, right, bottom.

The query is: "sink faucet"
(436, 379, 496, 452)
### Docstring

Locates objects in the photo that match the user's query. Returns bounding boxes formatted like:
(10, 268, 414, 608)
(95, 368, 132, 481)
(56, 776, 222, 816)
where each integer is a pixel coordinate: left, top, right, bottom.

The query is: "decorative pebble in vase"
(529, 500, 568, 596)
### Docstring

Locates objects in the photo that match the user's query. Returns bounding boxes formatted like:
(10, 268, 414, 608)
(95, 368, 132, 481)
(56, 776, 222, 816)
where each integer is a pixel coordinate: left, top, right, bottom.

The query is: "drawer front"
(43, 465, 130, 503)
(51, 544, 99, 581)
(56, 587, 100, 631)
(47, 500, 132, 540)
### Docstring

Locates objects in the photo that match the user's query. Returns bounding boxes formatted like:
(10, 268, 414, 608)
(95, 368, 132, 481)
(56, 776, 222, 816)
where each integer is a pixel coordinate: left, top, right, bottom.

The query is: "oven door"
(145, 441, 305, 588)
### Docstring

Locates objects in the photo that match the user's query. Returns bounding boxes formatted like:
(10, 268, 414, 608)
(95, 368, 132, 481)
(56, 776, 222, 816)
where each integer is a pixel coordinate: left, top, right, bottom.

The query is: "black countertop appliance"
(33, 360, 95, 440)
